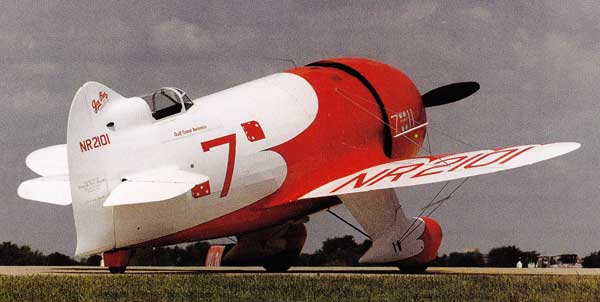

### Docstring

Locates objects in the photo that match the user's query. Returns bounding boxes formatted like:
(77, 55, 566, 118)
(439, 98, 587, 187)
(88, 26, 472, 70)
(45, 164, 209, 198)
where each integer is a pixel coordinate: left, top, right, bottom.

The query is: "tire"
(108, 266, 127, 274)
(399, 265, 428, 274)
(263, 262, 293, 273)
(262, 251, 297, 272)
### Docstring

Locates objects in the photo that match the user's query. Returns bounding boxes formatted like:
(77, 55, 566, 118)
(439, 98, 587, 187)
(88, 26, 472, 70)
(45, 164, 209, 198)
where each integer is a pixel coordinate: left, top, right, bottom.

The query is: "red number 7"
(201, 134, 236, 197)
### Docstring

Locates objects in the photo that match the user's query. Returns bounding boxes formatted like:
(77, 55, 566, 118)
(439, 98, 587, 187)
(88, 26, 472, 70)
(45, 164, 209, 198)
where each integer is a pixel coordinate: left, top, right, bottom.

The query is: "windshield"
(141, 87, 193, 120)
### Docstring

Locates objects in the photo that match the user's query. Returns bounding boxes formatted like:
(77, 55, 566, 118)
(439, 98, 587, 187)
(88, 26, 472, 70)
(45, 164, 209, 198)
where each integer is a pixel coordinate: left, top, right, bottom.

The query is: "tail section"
(18, 175, 71, 206)
(18, 144, 71, 205)
(19, 81, 157, 255)
(68, 82, 126, 255)
(25, 144, 68, 176)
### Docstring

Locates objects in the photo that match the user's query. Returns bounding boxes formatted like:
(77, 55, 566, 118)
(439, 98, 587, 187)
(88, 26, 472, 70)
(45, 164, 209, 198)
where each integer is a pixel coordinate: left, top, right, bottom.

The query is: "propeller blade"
(422, 82, 480, 107)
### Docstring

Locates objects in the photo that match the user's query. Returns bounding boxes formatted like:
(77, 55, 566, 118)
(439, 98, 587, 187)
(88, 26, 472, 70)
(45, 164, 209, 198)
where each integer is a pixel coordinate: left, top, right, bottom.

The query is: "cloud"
(150, 18, 215, 56)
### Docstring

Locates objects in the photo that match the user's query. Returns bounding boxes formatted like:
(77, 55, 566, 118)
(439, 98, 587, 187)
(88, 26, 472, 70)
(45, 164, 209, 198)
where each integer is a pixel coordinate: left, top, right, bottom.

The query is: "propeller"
(421, 82, 480, 107)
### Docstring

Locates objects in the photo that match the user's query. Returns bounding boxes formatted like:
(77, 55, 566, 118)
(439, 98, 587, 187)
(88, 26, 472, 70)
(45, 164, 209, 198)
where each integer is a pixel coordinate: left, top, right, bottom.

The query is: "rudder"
(68, 82, 125, 255)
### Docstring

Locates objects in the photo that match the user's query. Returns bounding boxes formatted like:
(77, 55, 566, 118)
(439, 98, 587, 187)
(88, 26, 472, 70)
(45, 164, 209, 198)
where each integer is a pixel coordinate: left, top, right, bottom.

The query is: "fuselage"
(72, 57, 427, 254)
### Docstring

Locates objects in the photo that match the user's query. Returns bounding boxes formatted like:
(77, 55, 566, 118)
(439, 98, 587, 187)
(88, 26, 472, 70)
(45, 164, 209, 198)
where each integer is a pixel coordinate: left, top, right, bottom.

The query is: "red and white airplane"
(18, 57, 579, 273)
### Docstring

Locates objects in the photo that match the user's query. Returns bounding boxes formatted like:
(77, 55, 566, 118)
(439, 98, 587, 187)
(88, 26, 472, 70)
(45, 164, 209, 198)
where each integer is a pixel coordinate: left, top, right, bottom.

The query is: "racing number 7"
(201, 134, 236, 197)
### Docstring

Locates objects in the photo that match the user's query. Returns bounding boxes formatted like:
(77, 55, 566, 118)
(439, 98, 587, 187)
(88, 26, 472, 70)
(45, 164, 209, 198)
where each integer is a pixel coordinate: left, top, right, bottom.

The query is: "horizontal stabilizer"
(103, 168, 209, 207)
(18, 175, 72, 205)
(25, 144, 68, 176)
(302, 142, 580, 199)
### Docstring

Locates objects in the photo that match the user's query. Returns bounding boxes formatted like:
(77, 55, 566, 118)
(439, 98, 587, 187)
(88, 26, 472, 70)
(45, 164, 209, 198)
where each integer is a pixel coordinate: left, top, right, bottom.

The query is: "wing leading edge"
(301, 142, 580, 199)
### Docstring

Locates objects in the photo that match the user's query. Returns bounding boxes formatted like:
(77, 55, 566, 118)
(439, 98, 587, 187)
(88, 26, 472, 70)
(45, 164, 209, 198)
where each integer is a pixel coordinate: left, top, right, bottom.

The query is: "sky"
(1, 1, 599, 257)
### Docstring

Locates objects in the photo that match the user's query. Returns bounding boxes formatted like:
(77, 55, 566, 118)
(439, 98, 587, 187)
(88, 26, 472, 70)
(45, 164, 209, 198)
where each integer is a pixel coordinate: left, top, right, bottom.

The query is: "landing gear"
(103, 250, 129, 274)
(223, 221, 308, 273)
(108, 266, 127, 274)
(262, 250, 299, 272)
(398, 264, 429, 274)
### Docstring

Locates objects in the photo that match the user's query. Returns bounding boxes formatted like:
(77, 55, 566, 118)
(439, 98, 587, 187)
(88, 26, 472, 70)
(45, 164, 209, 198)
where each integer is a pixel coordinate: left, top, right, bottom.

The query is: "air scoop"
(422, 82, 480, 107)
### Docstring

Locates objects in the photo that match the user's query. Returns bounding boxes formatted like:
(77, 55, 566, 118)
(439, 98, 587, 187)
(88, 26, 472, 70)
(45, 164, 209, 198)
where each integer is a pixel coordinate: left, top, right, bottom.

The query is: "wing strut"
(326, 208, 371, 240)
(399, 178, 470, 244)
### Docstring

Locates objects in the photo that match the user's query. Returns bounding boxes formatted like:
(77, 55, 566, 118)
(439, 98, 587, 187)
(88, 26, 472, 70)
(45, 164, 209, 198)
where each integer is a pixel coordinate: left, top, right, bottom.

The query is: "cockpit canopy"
(140, 87, 193, 120)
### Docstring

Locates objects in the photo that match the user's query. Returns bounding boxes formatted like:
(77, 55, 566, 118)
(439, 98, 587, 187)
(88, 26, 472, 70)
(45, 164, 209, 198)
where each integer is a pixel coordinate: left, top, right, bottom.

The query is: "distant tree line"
(4, 239, 600, 268)
(128, 242, 212, 266)
(297, 235, 372, 266)
(433, 246, 540, 267)
(0, 241, 214, 267)
(0, 242, 95, 266)
(582, 251, 600, 268)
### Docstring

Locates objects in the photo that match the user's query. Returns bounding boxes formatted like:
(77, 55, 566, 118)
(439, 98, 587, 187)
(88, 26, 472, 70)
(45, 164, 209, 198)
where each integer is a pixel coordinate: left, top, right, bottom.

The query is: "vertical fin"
(68, 82, 124, 255)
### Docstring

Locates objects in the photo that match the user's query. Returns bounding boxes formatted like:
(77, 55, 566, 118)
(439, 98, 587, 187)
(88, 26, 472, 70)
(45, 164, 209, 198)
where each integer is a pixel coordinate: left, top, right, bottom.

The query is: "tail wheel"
(108, 266, 127, 274)
(103, 250, 129, 274)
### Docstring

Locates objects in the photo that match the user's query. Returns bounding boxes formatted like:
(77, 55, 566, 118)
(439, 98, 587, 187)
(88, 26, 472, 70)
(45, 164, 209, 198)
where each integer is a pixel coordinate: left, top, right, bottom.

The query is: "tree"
(181, 242, 212, 265)
(487, 245, 539, 267)
(447, 250, 485, 267)
(0, 242, 46, 265)
(520, 250, 540, 266)
(128, 242, 212, 266)
(582, 251, 600, 268)
(297, 236, 371, 266)
(83, 255, 102, 266)
(431, 254, 449, 267)
(46, 252, 77, 266)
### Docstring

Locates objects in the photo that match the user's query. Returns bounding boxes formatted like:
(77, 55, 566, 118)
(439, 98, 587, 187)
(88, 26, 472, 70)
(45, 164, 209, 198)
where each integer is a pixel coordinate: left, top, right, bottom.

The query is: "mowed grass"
(1, 274, 599, 302)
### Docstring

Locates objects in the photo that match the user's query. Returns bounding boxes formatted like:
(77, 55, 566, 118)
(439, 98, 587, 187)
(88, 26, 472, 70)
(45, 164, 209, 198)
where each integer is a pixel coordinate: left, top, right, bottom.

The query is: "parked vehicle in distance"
(536, 254, 582, 268)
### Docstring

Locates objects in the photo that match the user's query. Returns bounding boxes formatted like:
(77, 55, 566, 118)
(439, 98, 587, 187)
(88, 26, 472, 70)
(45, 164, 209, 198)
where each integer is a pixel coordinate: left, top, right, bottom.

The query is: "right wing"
(302, 142, 580, 199)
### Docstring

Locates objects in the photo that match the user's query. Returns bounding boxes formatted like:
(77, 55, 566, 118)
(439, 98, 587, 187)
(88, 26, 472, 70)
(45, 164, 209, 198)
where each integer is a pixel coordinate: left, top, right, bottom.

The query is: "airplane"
(18, 57, 579, 274)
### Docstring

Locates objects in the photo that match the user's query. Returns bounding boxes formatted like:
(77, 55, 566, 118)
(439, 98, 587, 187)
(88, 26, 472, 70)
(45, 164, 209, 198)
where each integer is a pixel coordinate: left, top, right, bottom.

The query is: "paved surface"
(1, 266, 600, 276)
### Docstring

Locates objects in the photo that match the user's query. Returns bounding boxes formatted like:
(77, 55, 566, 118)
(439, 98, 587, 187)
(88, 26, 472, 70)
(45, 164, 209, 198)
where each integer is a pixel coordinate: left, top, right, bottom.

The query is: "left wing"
(301, 142, 580, 199)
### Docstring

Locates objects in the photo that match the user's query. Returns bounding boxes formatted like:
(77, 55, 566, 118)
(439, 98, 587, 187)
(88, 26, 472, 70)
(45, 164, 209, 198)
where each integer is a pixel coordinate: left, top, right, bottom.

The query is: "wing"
(103, 168, 209, 206)
(301, 142, 580, 199)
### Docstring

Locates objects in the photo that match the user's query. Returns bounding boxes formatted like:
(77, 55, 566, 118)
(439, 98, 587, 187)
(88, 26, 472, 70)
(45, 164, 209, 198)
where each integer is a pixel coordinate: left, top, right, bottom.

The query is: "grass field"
(1, 274, 599, 302)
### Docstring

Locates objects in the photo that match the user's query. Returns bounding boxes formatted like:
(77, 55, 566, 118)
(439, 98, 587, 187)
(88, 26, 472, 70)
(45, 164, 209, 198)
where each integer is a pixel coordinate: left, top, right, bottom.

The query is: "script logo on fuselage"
(91, 91, 109, 114)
